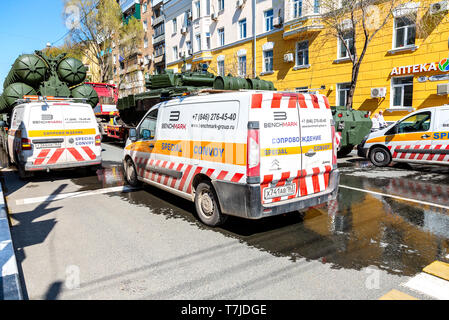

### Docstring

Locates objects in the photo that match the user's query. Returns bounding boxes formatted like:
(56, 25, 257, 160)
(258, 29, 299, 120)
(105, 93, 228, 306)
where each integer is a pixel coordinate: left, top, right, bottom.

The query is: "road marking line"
(15, 186, 138, 206)
(423, 261, 449, 281)
(379, 289, 418, 300)
(340, 185, 449, 211)
(403, 272, 449, 300)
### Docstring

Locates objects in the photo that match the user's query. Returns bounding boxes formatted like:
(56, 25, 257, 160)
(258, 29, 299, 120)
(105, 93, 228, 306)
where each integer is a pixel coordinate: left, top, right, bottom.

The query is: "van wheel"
(337, 145, 354, 157)
(194, 182, 227, 227)
(14, 154, 32, 180)
(370, 147, 391, 167)
(124, 158, 140, 187)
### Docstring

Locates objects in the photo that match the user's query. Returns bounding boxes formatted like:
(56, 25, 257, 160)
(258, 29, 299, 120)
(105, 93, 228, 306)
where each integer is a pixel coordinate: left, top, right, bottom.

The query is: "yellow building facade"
(166, 0, 449, 121)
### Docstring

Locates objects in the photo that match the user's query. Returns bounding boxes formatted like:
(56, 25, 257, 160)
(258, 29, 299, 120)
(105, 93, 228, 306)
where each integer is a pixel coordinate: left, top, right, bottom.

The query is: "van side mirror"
(129, 128, 137, 142)
(386, 125, 398, 135)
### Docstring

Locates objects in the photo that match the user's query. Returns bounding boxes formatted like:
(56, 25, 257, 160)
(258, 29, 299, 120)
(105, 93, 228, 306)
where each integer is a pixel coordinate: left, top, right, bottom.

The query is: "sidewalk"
(0, 181, 22, 300)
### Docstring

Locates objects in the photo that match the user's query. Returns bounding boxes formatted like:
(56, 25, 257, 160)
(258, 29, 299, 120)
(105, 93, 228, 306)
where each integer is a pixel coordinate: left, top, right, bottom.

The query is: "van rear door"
(253, 93, 302, 204)
(297, 94, 333, 196)
(28, 104, 67, 166)
(62, 104, 100, 163)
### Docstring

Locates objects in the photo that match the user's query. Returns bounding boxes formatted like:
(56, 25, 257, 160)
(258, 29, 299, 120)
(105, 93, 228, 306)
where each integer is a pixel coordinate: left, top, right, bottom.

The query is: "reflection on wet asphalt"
(1, 143, 449, 278)
(67, 157, 449, 277)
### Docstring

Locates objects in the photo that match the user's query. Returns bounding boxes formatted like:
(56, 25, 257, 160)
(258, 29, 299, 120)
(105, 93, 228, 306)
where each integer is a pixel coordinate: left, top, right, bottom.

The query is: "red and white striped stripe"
(134, 156, 245, 194)
(33, 146, 98, 165)
(388, 144, 449, 162)
(261, 165, 332, 204)
(250, 92, 330, 110)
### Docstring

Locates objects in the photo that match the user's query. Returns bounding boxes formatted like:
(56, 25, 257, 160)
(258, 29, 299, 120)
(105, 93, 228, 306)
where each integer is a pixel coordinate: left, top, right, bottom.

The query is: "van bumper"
(24, 160, 102, 171)
(212, 169, 340, 219)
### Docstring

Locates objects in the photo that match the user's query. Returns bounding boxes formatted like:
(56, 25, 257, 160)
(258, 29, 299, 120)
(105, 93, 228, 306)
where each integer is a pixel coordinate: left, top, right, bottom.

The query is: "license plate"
(34, 143, 61, 149)
(264, 183, 296, 200)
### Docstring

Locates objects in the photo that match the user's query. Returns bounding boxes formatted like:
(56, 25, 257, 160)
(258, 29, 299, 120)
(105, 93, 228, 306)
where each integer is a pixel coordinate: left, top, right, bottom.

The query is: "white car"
(358, 106, 449, 167)
(123, 90, 340, 226)
(7, 96, 102, 178)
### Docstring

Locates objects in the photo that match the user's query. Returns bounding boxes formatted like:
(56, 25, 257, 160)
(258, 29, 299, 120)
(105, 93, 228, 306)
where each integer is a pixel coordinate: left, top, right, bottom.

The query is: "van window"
(397, 112, 431, 134)
(139, 109, 158, 140)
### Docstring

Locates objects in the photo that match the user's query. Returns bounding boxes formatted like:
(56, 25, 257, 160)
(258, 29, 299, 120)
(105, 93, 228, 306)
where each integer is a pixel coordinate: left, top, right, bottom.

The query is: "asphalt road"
(1, 143, 449, 300)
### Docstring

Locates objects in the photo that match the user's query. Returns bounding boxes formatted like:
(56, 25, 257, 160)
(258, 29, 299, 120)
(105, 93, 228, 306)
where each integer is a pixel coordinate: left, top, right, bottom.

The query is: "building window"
(186, 11, 192, 27)
(196, 34, 201, 52)
(143, 20, 148, 32)
(263, 50, 273, 72)
(206, 0, 211, 15)
(218, 60, 225, 76)
(218, 0, 224, 11)
(143, 2, 147, 13)
(172, 18, 177, 34)
(394, 16, 416, 49)
(392, 76, 413, 107)
(239, 19, 247, 39)
(295, 40, 309, 67)
(337, 83, 351, 107)
(338, 31, 354, 59)
(264, 9, 274, 32)
(186, 41, 192, 54)
(173, 46, 178, 60)
(195, 1, 201, 19)
(144, 37, 148, 49)
(293, 0, 302, 18)
(238, 56, 246, 77)
(314, 0, 320, 13)
(206, 32, 211, 49)
(218, 28, 225, 46)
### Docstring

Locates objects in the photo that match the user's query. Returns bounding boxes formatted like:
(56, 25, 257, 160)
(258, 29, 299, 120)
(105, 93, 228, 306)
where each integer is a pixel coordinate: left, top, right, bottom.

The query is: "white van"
(359, 106, 449, 167)
(7, 96, 102, 178)
(123, 91, 340, 226)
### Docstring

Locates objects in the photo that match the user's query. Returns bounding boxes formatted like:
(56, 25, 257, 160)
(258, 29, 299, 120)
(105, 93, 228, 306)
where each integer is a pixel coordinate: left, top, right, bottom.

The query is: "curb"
(0, 182, 22, 300)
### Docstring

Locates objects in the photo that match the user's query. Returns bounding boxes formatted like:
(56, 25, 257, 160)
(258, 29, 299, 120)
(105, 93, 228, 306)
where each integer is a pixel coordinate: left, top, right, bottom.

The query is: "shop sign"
(391, 58, 449, 76)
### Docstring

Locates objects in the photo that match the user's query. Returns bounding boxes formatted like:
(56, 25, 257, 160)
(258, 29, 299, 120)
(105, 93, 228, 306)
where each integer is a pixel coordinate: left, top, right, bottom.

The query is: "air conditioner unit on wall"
(211, 13, 218, 20)
(273, 16, 283, 27)
(187, 11, 192, 19)
(371, 87, 387, 98)
(430, 0, 448, 14)
(284, 53, 294, 62)
(437, 83, 449, 95)
(236, 0, 245, 8)
(181, 27, 187, 34)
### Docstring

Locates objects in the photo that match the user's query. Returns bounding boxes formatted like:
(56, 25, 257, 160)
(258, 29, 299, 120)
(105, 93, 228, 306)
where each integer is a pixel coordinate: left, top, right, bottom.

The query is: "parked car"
(358, 106, 449, 167)
(123, 90, 340, 226)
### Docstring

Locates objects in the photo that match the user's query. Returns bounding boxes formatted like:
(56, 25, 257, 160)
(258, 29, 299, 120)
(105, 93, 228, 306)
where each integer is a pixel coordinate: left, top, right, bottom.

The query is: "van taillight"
(247, 125, 260, 181)
(95, 135, 101, 146)
(21, 138, 32, 150)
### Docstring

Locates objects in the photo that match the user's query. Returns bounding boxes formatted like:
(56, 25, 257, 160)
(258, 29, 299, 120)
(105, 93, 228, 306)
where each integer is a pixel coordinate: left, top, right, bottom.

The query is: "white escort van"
(359, 106, 449, 167)
(123, 91, 340, 226)
(7, 96, 102, 178)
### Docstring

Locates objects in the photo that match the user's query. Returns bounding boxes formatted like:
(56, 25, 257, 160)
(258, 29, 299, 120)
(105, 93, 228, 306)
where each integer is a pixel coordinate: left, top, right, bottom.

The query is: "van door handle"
(148, 143, 155, 149)
(305, 151, 316, 157)
(421, 134, 431, 139)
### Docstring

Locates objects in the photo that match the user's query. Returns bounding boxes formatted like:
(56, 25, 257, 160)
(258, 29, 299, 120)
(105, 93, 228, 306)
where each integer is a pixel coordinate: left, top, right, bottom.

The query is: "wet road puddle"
(67, 161, 449, 278)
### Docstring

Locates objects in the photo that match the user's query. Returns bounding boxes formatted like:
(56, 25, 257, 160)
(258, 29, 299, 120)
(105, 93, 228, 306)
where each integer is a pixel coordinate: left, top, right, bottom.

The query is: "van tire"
(369, 147, 391, 167)
(337, 145, 354, 157)
(124, 158, 140, 187)
(15, 153, 32, 180)
(194, 182, 227, 227)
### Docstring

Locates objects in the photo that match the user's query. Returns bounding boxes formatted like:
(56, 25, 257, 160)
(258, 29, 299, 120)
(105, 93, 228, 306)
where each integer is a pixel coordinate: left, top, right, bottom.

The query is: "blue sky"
(0, 0, 69, 91)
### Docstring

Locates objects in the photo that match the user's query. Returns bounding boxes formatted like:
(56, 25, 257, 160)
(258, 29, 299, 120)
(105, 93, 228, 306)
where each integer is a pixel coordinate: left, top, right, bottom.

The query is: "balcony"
(152, 15, 164, 26)
(283, 15, 323, 39)
(153, 33, 165, 45)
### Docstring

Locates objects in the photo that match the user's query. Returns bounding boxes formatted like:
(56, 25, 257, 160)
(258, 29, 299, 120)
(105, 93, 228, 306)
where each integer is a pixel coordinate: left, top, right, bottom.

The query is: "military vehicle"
(331, 106, 372, 157)
(0, 50, 99, 114)
(113, 64, 371, 156)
